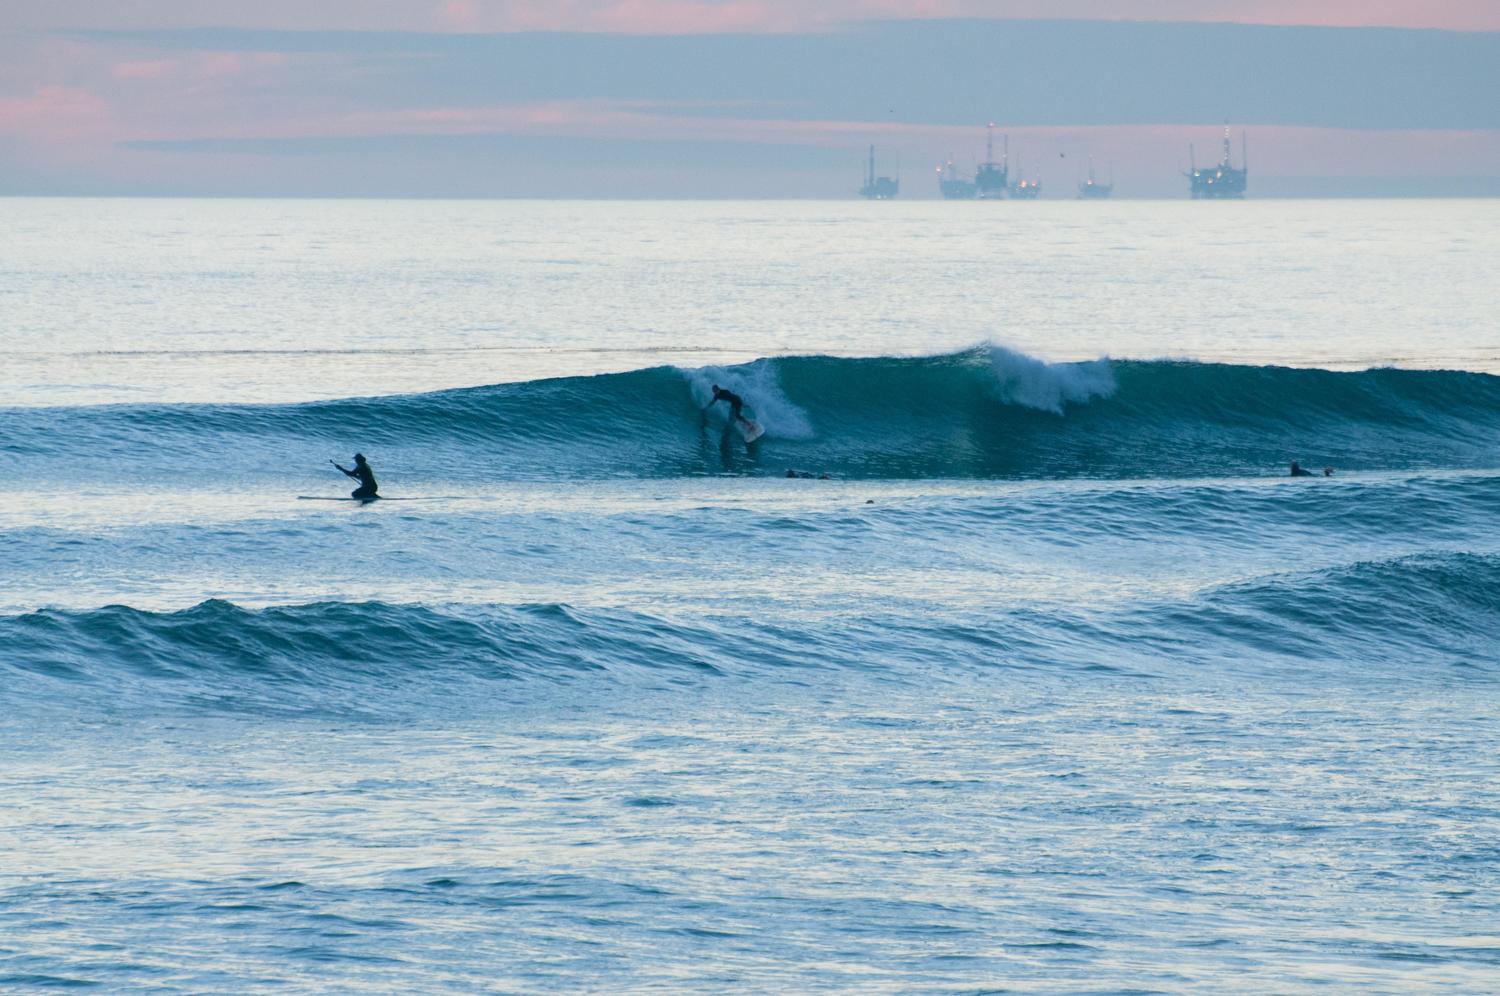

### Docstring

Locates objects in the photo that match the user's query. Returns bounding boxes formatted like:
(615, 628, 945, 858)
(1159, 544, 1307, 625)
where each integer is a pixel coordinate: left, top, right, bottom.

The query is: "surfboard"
(296, 496, 446, 502)
(738, 419, 765, 443)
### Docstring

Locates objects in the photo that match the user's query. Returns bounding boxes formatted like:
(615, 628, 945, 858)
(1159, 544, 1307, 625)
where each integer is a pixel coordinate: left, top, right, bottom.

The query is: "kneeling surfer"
(333, 453, 378, 500)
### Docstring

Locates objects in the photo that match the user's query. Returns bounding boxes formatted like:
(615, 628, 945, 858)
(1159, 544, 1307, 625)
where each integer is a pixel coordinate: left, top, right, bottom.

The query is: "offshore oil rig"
(975, 124, 1008, 199)
(860, 122, 1261, 200)
(936, 159, 976, 199)
(857, 145, 900, 199)
(1188, 127, 1247, 198)
(937, 124, 1016, 199)
(1010, 154, 1041, 199)
(1078, 158, 1113, 199)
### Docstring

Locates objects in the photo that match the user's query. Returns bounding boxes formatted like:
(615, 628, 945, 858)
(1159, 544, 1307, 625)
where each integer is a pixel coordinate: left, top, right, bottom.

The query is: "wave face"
(0, 600, 737, 717)
(6, 348, 1500, 482)
(6, 550, 1495, 717)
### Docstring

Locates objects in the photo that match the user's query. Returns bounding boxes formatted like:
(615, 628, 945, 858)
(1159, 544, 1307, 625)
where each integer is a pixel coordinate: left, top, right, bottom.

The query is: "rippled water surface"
(4, 198, 1498, 407)
(2, 199, 1498, 992)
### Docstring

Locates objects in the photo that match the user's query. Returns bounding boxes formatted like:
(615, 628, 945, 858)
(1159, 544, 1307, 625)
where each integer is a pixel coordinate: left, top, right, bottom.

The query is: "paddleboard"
(296, 496, 446, 502)
(738, 419, 765, 443)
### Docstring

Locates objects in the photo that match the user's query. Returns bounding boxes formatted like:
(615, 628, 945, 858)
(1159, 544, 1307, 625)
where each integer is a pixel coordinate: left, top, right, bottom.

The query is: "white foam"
(985, 346, 1116, 414)
(679, 361, 815, 440)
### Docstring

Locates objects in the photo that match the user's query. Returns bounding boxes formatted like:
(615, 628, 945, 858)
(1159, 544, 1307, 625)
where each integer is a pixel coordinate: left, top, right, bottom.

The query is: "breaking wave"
(5, 348, 1499, 481)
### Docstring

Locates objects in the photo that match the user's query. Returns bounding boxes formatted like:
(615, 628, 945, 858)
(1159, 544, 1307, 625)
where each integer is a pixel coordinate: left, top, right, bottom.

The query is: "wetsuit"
(1290, 464, 1314, 477)
(342, 462, 379, 499)
(710, 388, 745, 420)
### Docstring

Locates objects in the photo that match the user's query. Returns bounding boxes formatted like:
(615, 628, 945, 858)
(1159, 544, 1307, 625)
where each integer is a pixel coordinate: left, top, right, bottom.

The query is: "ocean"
(2, 198, 1498, 992)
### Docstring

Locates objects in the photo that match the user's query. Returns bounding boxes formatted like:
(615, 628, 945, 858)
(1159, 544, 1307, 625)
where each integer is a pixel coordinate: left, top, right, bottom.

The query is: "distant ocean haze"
(2, 198, 1496, 408)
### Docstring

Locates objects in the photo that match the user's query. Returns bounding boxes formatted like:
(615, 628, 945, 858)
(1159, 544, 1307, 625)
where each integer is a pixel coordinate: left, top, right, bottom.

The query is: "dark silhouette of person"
(702, 384, 761, 468)
(1289, 461, 1315, 477)
(333, 453, 378, 500)
(704, 384, 751, 428)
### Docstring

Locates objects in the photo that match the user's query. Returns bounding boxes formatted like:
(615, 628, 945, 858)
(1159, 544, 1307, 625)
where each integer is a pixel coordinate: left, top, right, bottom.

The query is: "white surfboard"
(738, 419, 765, 443)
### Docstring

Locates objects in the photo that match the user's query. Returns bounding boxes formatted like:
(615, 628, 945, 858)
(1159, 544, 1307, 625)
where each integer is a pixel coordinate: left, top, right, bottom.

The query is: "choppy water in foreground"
(2, 199, 1499, 992)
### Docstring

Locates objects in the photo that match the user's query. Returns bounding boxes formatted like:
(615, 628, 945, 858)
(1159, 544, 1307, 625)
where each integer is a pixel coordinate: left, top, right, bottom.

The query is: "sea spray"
(985, 346, 1116, 413)
(681, 360, 815, 440)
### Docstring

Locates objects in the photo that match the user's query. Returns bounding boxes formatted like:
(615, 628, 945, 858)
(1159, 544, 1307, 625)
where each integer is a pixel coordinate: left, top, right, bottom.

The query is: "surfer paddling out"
(332, 453, 379, 501)
(703, 384, 764, 444)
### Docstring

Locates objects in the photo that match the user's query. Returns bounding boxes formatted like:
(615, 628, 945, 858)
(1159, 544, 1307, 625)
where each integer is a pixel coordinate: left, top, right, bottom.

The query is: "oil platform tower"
(1010, 153, 1041, 199)
(1078, 158, 1113, 199)
(1188, 127, 1247, 199)
(858, 145, 899, 199)
(975, 124, 1008, 199)
(937, 159, 977, 199)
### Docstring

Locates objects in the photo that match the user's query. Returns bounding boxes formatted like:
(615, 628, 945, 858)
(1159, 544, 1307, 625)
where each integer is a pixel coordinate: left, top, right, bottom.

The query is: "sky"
(1, 1, 1497, 197)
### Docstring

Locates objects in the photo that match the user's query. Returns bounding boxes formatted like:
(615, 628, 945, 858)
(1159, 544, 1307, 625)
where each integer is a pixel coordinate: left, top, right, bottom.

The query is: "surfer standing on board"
(702, 384, 764, 461)
(705, 384, 750, 428)
(332, 453, 379, 501)
(703, 384, 764, 441)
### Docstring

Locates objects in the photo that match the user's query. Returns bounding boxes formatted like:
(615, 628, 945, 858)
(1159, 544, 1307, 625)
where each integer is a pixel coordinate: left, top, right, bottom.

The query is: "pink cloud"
(197, 52, 291, 76)
(441, 0, 786, 33)
(9, 0, 1496, 34)
(441, 0, 481, 29)
(589, 0, 781, 34)
(853, 0, 1500, 32)
(112, 60, 175, 80)
(540, 0, 1469, 32)
(0, 85, 110, 139)
(1184, 0, 1500, 31)
(108, 51, 290, 84)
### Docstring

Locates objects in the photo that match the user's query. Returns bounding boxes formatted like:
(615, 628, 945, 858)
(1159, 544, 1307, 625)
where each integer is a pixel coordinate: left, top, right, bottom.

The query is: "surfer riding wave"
(703, 385, 763, 443)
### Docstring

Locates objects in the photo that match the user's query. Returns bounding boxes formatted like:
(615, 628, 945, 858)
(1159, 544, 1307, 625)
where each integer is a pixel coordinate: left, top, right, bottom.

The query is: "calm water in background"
(5, 198, 1498, 407)
(2, 199, 1499, 992)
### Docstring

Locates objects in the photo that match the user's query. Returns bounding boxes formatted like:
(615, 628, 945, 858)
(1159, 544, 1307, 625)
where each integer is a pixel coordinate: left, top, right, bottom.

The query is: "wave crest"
(6, 349, 1499, 481)
(986, 346, 1116, 413)
(4, 552, 1494, 715)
